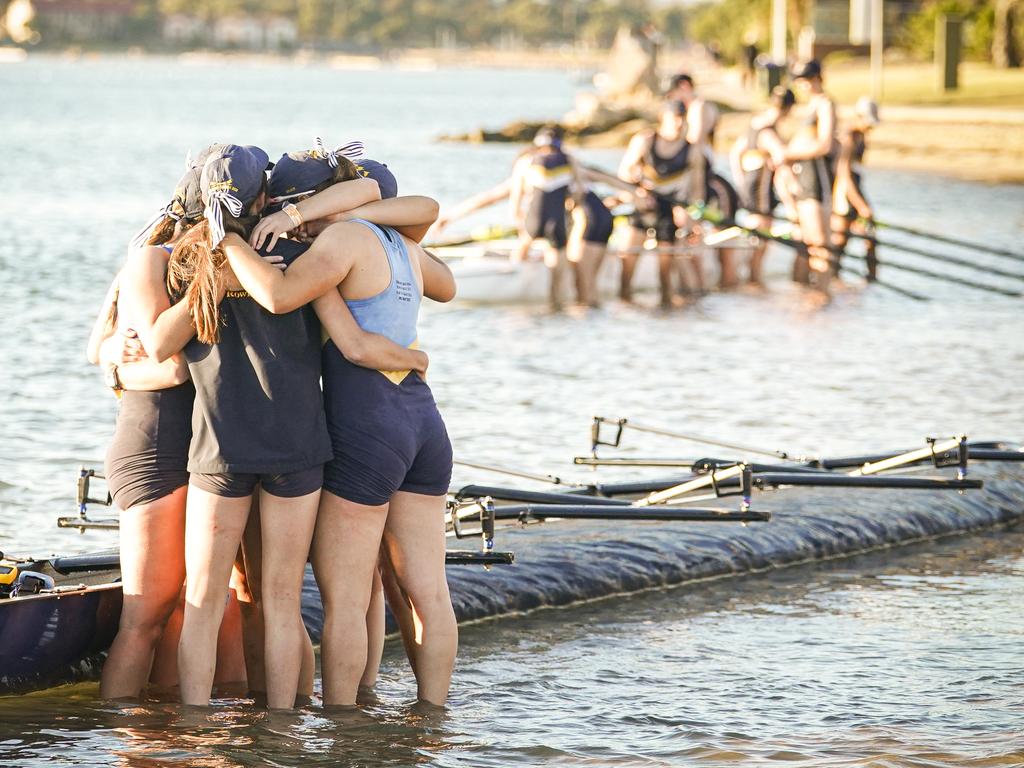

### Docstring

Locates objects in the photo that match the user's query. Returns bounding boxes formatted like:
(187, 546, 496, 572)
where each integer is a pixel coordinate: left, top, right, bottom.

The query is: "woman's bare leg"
(259, 488, 320, 710)
(311, 491, 388, 707)
(382, 491, 457, 706)
(213, 579, 248, 688)
(619, 228, 645, 301)
(380, 548, 418, 677)
(360, 568, 386, 691)
(101, 487, 187, 700)
(178, 486, 251, 706)
(148, 594, 184, 690)
(544, 244, 568, 310)
(798, 199, 832, 294)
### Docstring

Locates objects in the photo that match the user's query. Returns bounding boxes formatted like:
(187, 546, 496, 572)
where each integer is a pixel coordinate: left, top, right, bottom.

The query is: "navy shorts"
(321, 343, 453, 507)
(190, 465, 323, 499)
(629, 197, 678, 243)
(525, 191, 569, 249)
(580, 191, 614, 244)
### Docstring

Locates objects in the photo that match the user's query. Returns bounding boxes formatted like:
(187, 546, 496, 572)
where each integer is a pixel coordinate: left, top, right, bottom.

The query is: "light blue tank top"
(345, 219, 420, 348)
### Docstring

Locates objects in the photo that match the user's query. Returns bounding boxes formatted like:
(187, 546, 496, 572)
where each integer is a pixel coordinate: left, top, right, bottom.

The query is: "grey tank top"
(184, 238, 332, 474)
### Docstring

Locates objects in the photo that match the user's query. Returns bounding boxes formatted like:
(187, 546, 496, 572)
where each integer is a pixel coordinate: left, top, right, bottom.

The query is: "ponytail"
(166, 203, 261, 345)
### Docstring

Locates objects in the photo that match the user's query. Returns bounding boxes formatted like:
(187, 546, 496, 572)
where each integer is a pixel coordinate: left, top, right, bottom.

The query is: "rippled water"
(1, 55, 1023, 766)
(2, 528, 1023, 766)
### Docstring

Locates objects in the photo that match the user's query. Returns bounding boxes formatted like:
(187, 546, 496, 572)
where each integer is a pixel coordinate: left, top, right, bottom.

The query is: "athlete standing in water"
(666, 73, 744, 289)
(776, 59, 838, 296)
(221, 183, 458, 707)
(619, 101, 703, 306)
(832, 97, 880, 279)
(509, 125, 580, 310)
(729, 87, 798, 287)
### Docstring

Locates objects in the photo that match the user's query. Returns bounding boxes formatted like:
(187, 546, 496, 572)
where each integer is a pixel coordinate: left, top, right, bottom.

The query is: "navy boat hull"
(0, 582, 122, 694)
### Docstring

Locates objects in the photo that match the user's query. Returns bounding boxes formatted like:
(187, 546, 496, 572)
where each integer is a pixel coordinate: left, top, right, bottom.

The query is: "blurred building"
(17, 0, 135, 43)
(163, 13, 297, 50)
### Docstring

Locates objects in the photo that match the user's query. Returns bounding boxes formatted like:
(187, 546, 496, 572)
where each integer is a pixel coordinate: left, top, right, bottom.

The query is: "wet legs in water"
(619, 227, 645, 302)
(544, 244, 569, 310)
(237, 505, 315, 705)
(177, 487, 250, 706)
(100, 487, 186, 700)
(258, 489, 320, 709)
(381, 491, 457, 706)
(312, 491, 389, 707)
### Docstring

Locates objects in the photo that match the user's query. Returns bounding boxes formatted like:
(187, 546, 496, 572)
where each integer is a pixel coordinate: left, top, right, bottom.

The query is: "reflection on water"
(2, 528, 1023, 767)
(1, 56, 1023, 767)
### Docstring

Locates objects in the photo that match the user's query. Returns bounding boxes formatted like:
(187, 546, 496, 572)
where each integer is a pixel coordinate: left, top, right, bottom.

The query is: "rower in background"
(832, 97, 880, 280)
(619, 100, 704, 306)
(775, 58, 838, 298)
(729, 86, 799, 287)
(437, 147, 638, 308)
(666, 72, 742, 289)
(509, 125, 579, 310)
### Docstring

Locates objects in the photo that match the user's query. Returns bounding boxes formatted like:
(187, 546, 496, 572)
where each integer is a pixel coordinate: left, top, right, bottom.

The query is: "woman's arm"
(87, 275, 120, 365)
(410, 241, 457, 303)
(222, 226, 363, 314)
(435, 179, 512, 233)
(331, 195, 440, 243)
(119, 246, 196, 363)
(312, 289, 428, 375)
(618, 132, 650, 183)
(251, 177, 382, 250)
(508, 156, 530, 223)
(115, 357, 191, 391)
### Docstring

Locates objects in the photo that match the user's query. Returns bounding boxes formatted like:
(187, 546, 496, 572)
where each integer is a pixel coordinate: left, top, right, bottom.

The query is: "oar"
(453, 458, 583, 487)
(492, 503, 770, 523)
(425, 225, 518, 249)
(848, 233, 1024, 283)
(874, 220, 1024, 264)
(594, 416, 810, 461)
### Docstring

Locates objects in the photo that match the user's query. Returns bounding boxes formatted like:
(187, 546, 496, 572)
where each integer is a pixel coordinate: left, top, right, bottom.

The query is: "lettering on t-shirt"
(395, 279, 414, 303)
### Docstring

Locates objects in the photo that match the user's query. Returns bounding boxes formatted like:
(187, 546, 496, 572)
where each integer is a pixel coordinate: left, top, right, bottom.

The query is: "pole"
(870, 0, 884, 100)
(772, 0, 787, 64)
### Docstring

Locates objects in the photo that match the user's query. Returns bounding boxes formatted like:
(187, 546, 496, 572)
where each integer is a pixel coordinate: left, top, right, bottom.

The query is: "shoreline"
(6, 48, 1022, 183)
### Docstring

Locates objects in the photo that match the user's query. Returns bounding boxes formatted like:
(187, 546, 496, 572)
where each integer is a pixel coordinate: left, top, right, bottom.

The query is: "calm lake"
(1, 54, 1022, 767)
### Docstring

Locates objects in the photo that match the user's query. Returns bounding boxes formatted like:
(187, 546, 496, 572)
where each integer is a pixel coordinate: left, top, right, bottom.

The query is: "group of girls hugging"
(87, 139, 458, 710)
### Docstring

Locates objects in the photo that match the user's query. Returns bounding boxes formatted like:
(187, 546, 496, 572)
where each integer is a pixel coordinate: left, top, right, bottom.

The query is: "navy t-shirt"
(185, 239, 332, 474)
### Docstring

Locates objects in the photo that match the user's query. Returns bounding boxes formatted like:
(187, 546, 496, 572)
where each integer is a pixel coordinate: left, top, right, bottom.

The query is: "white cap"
(855, 96, 880, 126)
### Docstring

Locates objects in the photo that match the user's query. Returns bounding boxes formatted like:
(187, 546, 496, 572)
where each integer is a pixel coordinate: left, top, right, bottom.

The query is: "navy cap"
(791, 58, 822, 80)
(201, 143, 270, 246)
(355, 159, 398, 199)
(129, 142, 229, 247)
(267, 151, 333, 200)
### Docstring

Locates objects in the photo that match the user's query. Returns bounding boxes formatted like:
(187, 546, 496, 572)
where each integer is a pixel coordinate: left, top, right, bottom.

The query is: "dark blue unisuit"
(321, 220, 452, 507)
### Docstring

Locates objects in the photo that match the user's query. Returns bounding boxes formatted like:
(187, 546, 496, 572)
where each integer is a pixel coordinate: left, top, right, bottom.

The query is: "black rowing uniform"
(184, 238, 332, 498)
(834, 129, 868, 220)
(791, 98, 836, 203)
(631, 134, 694, 242)
(524, 149, 573, 249)
(579, 190, 614, 245)
(737, 124, 779, 216)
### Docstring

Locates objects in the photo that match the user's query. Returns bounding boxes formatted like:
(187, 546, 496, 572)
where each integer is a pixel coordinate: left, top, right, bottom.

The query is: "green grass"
(823, 59, 1024, 107)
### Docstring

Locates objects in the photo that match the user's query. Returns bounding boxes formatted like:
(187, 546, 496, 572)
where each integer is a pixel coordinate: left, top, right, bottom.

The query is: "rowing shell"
(433, 226, 756, 305)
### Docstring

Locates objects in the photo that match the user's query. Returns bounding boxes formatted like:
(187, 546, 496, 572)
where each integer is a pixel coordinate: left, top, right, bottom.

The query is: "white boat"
(434, 229, 755, 305)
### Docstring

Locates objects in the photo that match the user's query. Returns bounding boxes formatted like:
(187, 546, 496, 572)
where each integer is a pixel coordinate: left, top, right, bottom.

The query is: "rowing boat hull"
(436, 239, 663, 305)
(0, 581, 122, 694)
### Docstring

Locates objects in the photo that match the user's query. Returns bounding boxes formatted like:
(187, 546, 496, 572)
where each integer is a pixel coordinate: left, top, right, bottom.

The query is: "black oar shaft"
(752, 473, 983, 490)
(843, 252, 1023, 298)
(875, 220, 1024, 263)
(852, 234, 1024, 282)
(455, 484, 631, 506)
(493, 504, 769, 522)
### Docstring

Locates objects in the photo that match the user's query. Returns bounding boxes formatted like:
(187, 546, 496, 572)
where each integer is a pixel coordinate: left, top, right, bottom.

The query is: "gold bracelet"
(283, 203, 303, 227)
